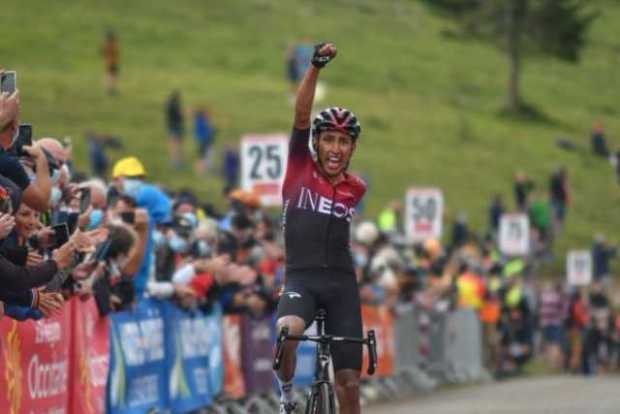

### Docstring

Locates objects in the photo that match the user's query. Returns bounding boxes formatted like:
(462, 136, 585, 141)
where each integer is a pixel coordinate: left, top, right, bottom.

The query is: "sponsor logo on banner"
(567, 250, 592, 286)
(499, 213, 530, 256)
(405, 187, 443, 243)
(0, 306, 71, 414)
(241, 134, 288, 207)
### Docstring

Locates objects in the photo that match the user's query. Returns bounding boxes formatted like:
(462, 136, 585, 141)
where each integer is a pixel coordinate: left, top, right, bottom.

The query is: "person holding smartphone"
(0, 72, 52, 212)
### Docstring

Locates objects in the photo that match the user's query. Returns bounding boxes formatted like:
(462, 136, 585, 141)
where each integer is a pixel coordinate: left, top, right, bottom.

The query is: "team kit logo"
(295, 186, 355, 222)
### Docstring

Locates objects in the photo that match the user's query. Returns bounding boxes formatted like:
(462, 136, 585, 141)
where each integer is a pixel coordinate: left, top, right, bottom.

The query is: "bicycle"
(273, 309, 378, 414)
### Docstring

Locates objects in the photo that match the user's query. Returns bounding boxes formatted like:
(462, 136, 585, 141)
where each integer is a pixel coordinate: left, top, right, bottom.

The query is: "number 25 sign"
(241, 134, 288, 207)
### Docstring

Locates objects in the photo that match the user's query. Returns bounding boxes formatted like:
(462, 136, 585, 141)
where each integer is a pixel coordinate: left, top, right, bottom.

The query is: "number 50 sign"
(405, 187, 443, 243)
(241, 134, 288, 207)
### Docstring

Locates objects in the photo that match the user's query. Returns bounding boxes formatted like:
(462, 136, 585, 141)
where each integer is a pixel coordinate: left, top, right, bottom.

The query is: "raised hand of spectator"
(0, 89, 20, 130)
(34, 227, 56, 250)
(37, 291, 64, 317)
(0, 213, 15, 239)
(133, 208, 149, 234)
(26, 250, 44, 267)
(174, 283, 196, 308)
(21, 144, 45, 161)
(77, 205, 92, 230)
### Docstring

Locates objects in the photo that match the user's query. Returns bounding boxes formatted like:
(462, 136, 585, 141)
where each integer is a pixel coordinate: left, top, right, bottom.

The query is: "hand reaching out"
(0, 213, 15, 239)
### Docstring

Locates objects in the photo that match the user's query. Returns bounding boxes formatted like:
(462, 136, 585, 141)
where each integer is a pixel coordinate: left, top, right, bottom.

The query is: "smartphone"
(79, 188, 92, 214)
(0, 71, 16, 94)
(52, 223, 70, 248)
(66, 212, 79, 234)
(15, 124, 32, 156)
(120, 211, 135, 225)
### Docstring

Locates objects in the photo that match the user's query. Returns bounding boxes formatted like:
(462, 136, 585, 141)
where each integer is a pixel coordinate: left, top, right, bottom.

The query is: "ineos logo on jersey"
(296, 186, 355, 222)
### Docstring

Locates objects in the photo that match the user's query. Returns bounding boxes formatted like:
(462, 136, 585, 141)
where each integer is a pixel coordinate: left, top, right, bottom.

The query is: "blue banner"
(164, 302, 222, 413)
(107, 298, 168, 414)
(205, 305, 224, 397)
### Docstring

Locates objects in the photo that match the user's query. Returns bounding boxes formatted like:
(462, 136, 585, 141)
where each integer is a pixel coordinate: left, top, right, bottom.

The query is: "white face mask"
(49, 186, 62, 207)
(122, 178, 142, 199)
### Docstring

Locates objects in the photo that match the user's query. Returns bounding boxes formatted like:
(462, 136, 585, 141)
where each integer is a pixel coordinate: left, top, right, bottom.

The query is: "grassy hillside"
(1, 0, 619, 271)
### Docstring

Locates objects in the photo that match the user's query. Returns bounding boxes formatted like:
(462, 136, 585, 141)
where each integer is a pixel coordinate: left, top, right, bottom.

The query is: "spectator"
(222, 144, 240, 189)
(193, 107, 216, 174)
(165, 90, 184, 168)
(528, 192, 551, 249)
(0, 90, 52, 212)
(111, 156, 171, 298)
(488, 194, 504, 236)
(86, 131, 123, 177)
(450, 212, 469, 251)
(285, 43, 300, 98)
(513, 171, 534, 211)
(102, 29, 120, 95)
(377, 200, 402, 235)
(549, 167, 570, 232)
(591, 234, 616, 285)
(590, 120, 609, 158)
(539, 282, 566, 369)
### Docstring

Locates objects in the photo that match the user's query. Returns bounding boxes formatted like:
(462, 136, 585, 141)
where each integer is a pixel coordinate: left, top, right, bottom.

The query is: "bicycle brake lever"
(367, 330, 377, 376)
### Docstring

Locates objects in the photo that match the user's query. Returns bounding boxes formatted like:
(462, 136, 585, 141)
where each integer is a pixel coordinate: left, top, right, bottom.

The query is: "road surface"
(366, 376, 620, 414)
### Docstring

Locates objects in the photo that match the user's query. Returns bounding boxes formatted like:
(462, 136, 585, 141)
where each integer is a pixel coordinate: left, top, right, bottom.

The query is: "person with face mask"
(0, 86, 52, 212)
(111, 156, 171, 298)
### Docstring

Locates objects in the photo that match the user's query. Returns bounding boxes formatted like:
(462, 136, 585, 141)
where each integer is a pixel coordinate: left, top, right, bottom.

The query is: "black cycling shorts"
(276, 268, 363, 372)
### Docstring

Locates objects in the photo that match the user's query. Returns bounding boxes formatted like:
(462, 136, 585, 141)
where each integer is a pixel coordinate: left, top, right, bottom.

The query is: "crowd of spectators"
(1, 71, 618, 388)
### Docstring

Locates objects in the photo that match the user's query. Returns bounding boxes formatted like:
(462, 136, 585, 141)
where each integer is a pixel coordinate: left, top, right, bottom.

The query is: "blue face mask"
(87, 209, 104, 230)
(122, 178, 143, 199)
(181, 212, 198, 229)
(152, 230, 166, 248)
(169, 233, 188, 253)
(195, 240, 211, 257)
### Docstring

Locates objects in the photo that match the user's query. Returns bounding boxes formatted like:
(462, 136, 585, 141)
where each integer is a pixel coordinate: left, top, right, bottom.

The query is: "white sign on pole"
(404, 187, 443, 243)
(240, 134, 288, 207)
(498, 214, 530, 256)
(566, 250, 592, 286)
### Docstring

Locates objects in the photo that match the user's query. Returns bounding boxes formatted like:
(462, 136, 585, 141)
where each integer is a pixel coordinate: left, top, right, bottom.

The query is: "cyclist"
(274, 42, 366, 414)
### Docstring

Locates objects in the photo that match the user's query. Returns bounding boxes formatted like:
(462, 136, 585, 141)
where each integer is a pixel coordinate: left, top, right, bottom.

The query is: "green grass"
(1, 0, 619, 274)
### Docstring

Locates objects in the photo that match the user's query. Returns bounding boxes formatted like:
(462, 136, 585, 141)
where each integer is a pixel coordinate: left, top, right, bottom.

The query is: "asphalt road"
(366, 376, 620, 414)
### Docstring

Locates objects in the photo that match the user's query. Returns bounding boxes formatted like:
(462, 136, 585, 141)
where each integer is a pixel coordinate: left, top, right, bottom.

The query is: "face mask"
(49, 186, 62, 207)
(181, 212, 198, 229)
(50, 169, 61, 185)
(152, 229, 166, 248)
(122, 178, 142, 199)
(194, 240, 211, 257)
(169, 233, 188, 253)
(87, 209, 104, 230)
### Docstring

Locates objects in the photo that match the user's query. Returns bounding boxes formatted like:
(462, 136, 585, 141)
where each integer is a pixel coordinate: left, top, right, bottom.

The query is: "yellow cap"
(112, 157, 146, 179)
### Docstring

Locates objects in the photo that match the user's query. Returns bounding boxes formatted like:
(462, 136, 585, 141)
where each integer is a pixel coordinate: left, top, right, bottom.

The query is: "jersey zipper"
(324, 185, 337, 267)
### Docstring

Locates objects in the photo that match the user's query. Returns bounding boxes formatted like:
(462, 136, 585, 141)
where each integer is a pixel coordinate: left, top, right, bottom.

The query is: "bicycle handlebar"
(272, 327, 378, 376)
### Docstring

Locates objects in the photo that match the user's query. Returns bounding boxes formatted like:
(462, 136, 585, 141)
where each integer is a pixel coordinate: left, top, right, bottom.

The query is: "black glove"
(311, 43, 336, 68)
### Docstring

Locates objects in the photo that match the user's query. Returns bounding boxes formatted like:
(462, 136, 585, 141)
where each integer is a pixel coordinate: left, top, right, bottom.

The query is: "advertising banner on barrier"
(0, 307, 71, 414)
(361, 305, 395, 378)
(71, 298, 110, 414)
(222, 314, 246, 399)
(107, 299, 168, 414)
(205, 305, 224, 398)
(241, 314, 275, 394)
(164, 301, 214, 413)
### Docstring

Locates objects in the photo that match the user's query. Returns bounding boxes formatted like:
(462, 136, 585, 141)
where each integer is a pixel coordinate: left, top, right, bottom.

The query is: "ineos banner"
(0, 306, 71, 414)
(498, 213, 530, 256)
(241, 134, 288, 206)
(405, 187, 443, 243)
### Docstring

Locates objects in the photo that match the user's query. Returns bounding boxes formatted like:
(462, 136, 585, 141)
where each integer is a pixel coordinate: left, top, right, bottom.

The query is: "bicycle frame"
(273, 309, 378, 413)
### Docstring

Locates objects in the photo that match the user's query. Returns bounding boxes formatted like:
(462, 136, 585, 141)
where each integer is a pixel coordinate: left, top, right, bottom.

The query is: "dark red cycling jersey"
(282, 127, 367, 271)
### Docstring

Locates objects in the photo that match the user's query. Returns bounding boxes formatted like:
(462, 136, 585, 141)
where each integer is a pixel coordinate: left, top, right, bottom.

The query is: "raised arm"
(293, 43, 337, 130)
